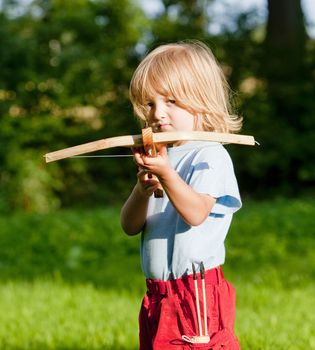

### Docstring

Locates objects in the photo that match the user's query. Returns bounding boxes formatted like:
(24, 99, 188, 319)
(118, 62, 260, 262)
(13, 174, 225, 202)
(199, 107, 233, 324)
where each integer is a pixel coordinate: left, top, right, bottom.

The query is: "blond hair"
(129, 40, 242, 133)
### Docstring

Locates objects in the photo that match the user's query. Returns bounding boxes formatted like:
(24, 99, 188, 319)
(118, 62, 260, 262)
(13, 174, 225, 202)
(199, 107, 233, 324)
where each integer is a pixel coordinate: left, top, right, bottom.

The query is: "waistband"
(146, 266, 224, 296)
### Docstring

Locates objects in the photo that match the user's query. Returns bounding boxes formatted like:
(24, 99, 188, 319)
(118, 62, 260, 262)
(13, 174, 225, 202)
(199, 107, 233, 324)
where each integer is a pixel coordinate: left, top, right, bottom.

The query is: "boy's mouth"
(158, 123, 171, 131)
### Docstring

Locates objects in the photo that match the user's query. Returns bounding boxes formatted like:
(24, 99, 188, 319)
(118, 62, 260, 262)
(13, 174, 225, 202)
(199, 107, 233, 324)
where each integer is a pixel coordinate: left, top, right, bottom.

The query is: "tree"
(262, 0, 315, 192)
(231, 0, 315, 196)
(148, 0, 213, 45)
(0, 0, 148, 213)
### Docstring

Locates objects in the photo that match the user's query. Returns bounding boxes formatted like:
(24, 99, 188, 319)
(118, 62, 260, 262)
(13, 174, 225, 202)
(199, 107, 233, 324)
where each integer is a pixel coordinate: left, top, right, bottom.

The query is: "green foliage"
(1, 1, 315, 213)
(148, 0, 213, 44)
(208, 6, 315, 196)
(0, 0, 147, 213)
(0, 199, 314, 349)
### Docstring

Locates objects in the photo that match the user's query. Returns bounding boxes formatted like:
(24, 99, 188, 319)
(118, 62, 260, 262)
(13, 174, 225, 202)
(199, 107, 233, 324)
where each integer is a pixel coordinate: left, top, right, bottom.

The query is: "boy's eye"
(167, 99, 176, 104)
(146, 102, 154, 107)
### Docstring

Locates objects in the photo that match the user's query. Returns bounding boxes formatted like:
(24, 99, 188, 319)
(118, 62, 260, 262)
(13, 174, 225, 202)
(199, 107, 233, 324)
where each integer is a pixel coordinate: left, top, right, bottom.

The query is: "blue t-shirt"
(141, 141, 241, 280)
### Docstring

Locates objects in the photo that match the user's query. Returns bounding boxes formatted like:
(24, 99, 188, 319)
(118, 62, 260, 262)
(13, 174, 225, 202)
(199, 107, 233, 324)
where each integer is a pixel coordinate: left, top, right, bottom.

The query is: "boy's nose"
(153, 102, 167, 121)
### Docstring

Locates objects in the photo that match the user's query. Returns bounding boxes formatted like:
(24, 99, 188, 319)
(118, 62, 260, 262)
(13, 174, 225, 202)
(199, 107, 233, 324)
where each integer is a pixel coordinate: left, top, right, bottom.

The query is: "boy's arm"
(160, 169, 215, 226)
(133, 145, 216, 226)
(120, 169, 160, 235)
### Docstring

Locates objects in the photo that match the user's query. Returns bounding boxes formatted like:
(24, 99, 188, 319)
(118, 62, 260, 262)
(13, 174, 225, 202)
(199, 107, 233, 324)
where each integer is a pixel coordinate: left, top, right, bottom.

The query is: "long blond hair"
(130, 40, 242, 133)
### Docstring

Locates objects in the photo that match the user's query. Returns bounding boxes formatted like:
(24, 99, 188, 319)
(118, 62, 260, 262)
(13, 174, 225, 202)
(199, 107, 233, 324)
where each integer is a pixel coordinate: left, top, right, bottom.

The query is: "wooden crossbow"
(44, 127, 256, 198)
(44, 127, 256, 163)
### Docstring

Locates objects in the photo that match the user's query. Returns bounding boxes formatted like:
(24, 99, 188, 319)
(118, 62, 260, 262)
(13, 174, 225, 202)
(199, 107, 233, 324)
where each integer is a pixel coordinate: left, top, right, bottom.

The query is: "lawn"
(0, 198, 314, 349)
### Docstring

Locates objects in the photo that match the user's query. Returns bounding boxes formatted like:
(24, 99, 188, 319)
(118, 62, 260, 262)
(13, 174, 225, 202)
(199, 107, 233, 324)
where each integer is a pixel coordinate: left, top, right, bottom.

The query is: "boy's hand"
(132, 144, 171, 179)
(136, 168, 161, 197)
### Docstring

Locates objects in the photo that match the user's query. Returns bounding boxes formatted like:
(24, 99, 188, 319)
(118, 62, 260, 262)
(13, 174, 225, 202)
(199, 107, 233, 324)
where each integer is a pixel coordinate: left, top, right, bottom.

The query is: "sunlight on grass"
(0, 198, 314, 349)
(236, 283, 315, 349)
(0, 280, 140, 350)
(0, 280, 314, 349)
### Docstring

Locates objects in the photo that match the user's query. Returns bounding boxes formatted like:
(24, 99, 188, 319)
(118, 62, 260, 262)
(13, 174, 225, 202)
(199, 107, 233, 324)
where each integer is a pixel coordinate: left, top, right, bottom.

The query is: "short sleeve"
(188, 145, 242, 215)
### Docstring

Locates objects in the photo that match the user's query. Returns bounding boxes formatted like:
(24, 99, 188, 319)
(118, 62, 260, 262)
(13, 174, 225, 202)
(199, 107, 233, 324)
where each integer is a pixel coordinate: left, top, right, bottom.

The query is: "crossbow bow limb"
(44, 127, 256, 163)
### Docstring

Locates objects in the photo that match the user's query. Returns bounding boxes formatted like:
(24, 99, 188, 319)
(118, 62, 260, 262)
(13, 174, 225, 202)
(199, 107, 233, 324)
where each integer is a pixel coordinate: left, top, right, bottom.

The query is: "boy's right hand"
(136, 168, 162, 197)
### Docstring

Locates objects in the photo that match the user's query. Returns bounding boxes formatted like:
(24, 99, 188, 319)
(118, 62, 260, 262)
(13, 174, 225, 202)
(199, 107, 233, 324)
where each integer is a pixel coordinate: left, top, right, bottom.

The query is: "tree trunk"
(262, 0, 312, 189)
(264, 0, 307, 78)
(263, 0, 308, 118)
(266, 0, 307, 49)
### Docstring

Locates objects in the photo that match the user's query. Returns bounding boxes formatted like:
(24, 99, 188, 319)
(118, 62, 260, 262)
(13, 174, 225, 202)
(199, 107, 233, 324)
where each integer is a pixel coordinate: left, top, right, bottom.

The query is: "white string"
(70, 154, 134, 158)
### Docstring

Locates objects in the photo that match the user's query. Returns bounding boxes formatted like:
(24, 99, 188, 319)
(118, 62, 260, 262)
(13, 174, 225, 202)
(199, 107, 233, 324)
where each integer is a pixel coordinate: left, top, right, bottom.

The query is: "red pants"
(139, 267, 240, 350)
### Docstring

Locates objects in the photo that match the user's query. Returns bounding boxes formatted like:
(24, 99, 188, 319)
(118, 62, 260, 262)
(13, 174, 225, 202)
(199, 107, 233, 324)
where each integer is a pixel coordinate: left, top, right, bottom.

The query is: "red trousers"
(139, 267, 241, 350)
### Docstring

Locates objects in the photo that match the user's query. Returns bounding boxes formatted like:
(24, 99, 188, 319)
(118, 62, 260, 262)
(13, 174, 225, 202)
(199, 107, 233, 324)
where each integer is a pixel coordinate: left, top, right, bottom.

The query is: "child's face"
(145, 94, 195, 134)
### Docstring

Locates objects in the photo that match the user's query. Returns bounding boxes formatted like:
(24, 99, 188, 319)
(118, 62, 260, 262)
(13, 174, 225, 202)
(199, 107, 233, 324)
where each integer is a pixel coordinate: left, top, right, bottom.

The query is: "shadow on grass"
(0, 199, 314, 290)
(0, 207, 147, 292)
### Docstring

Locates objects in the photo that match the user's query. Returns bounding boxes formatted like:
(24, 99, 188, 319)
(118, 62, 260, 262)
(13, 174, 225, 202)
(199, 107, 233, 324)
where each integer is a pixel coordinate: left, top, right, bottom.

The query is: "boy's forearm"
(120, 184, 149, 236)
(159, 170, 215, 226)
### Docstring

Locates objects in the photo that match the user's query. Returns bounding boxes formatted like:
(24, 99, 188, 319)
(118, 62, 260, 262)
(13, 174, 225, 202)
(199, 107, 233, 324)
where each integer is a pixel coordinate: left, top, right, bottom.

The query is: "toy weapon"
(44, 127, 256, 163)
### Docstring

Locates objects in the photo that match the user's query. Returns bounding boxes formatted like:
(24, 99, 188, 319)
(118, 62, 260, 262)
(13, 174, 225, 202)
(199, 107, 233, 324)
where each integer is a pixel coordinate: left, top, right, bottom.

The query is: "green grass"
(0, 281, 139, 350)
(0, 198, 314, 349)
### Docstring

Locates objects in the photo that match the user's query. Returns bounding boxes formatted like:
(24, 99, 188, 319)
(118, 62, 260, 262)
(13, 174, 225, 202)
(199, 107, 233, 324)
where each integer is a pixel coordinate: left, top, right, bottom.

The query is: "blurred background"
(1, 0, 315, 213)
(0, 1, 314, 349)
